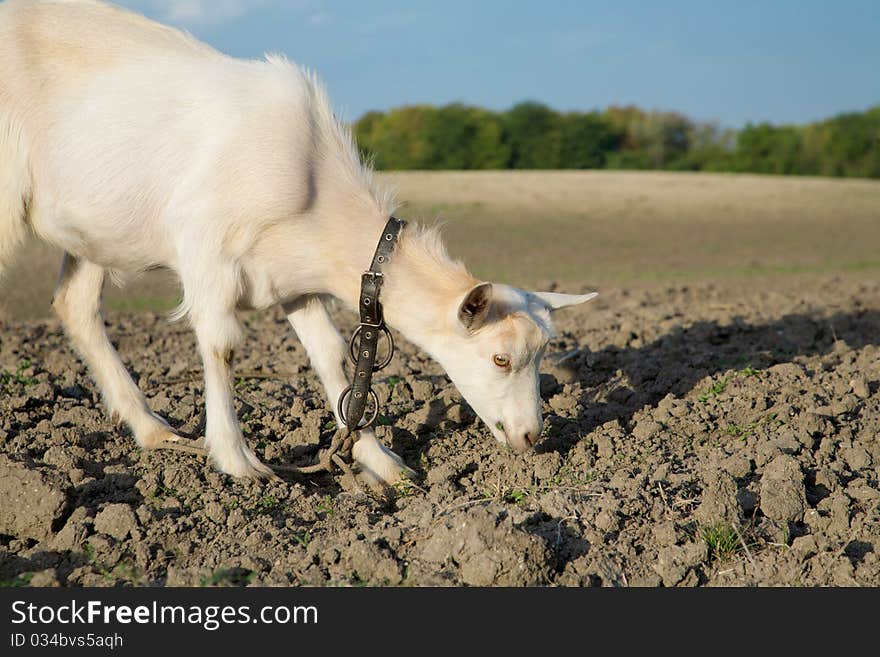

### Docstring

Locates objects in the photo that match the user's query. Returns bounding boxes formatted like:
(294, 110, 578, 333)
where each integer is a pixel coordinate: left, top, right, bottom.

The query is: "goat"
(0, 0, 596, 484)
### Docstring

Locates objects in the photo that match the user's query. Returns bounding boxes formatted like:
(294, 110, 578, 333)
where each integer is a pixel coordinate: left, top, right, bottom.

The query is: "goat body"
(0, 0, 596, 483)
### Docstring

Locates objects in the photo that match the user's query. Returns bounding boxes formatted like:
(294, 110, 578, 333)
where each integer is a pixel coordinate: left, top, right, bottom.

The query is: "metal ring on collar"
(347, 325, 395, 371)
(336, 385, 379, 429)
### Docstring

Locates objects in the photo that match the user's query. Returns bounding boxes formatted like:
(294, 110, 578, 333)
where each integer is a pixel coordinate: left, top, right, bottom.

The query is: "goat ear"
(458, 283, 493, 332)
(531, 291, 598, 312)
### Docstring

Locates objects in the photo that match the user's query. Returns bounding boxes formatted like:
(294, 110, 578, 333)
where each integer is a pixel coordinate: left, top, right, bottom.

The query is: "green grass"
(83, 543, 141, 583)
(83, 543, 114, 582)
(0, 359, 39, 389)
(725, 422, 757, 440)
(292, 531, 312, 548)
(482, 485, 530, 504)
(724, 412, 782, 442)
(315, 495, 334, 517)
(254, 494, 281, 515)
(697, 519, 763, 565)
(701, 522, 741, 562)
(199, 568, 257, 587)
(149, 484, 199, 513)
(392, 478, 417, 498)
(152, 484, 180, 499)
(0, 573, 33, 588)
(698, 375, 730, 402)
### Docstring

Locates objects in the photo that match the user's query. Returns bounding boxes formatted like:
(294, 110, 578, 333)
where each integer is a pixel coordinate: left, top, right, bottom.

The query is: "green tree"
(820, 108, 880, 177)
(558, 112, 622, 169)
(603, 107, 694, 169)
(354, 105, 437, 169)
(354, 102, 879, 178)
(632, 111, 693, 168)
(734, 124, 804, 174)
(502, 102, 562, 169)
(423, 104, 509, 169)
(677, 122, 737, 172)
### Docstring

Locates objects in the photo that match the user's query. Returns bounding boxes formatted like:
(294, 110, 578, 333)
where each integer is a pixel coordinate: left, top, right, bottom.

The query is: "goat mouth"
(489, 420, 535, 452)
(507, 438, 534, 453)
(494, 426, 533, 453)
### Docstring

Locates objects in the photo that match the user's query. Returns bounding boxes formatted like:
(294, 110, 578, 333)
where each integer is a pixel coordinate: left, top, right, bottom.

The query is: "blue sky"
(118, 1, 879, 127)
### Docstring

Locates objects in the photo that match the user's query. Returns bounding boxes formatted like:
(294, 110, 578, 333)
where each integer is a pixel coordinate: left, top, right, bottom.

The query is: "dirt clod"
(655, 542, 707, 587)
(694, 470, 741, 526)
(760, 455, 807, 525)
(0, 454, 69, 541)
(93, 504, 139, 541)
(420, 507, 552, 586)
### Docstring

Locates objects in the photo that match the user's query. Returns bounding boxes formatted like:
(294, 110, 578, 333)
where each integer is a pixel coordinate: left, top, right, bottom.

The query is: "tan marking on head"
(483, 311, 550, 370)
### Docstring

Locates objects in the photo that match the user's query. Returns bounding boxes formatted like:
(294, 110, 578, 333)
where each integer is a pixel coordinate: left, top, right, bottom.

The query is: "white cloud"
(124, 1, 329, 29)
(144, 0, 265, 26)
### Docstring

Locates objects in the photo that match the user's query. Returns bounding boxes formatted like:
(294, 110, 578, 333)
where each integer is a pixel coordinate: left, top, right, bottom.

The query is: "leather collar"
(338, 216, 406, 429)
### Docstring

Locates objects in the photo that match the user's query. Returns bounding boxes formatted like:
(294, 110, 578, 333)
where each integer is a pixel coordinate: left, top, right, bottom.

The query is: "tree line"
(354, 102, 880, 178)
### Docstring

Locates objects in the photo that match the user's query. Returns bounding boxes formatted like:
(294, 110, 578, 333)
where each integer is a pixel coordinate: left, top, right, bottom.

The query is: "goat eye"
(493, 354, 511, 368)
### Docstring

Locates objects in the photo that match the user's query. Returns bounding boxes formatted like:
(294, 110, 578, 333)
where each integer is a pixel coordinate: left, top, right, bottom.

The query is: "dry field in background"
(3, 171, 879, 320)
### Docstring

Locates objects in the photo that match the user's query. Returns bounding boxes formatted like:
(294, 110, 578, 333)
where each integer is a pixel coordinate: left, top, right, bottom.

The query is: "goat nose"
(523, 431, 537, 447)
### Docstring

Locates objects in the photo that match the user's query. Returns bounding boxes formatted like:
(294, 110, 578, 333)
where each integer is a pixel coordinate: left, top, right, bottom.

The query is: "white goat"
(0, 0, 596, 483)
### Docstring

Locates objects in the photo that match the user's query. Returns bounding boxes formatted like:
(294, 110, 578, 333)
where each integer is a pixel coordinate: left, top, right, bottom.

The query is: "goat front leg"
(283, 295, 413, 485)
(52, 253, 179, 448)
(191, 307, 272, 480)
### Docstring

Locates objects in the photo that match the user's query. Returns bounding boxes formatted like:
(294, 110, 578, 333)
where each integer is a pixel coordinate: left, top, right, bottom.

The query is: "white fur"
(0, 0, 596, 482)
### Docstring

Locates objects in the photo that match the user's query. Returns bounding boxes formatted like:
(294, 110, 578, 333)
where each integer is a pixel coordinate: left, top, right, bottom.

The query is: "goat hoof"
(352, 433, 415, 488)
(212, 445, 275, 481)
(140, 427, 184, 449)
(234, 464, 278, 483)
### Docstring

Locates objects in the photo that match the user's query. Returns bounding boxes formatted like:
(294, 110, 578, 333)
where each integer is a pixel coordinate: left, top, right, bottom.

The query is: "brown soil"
(2, 275, 878, 587)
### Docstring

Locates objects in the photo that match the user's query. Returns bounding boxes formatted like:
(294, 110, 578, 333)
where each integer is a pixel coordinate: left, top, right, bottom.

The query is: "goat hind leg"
(52, 254, 180, 448)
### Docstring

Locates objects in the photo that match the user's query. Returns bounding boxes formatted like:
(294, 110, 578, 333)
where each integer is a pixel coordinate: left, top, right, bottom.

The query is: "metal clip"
(337, 385, 379, 429)
(348, 325, 395, 371)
